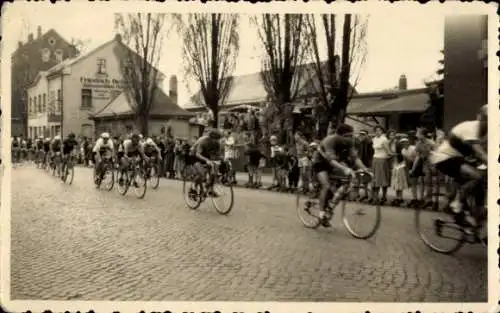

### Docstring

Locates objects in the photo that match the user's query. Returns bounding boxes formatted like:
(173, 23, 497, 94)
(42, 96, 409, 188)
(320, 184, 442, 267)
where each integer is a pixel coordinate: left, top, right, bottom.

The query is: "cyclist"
(191, 128, 223, 196)
(312, 124, 371, 227)
(62, 133, 79, 169)
(120, 133, 148, 185)
(92, 132, 115, 184)
(429, 105, 488, 226)
(43, 137, 51, 166)
(34, 136, 44, 164)
(50, 135, 63, 172)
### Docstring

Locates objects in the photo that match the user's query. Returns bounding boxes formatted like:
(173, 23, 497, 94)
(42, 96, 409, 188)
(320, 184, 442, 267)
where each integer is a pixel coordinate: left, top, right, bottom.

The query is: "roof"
(347, 88, 429, 116)
(184, 59, 357, 109)
(13, 29, 78, 57)
(91, 88, 194, 119)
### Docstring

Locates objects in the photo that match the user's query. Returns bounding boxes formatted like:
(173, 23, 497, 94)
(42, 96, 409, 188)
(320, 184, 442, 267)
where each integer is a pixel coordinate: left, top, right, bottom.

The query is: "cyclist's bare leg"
(317, 171, 332, 220)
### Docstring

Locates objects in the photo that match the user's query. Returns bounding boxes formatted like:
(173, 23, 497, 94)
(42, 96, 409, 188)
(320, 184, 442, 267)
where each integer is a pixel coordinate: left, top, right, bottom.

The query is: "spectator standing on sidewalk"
(355, 130, 373, 201)
(294, 131, 311, 194)
(371, 126, 392, 205)
(409, 127, 435, 208)
(402, 133, 419, 207)
(244, 141, 264, 188)
(391, 137, 409, 206)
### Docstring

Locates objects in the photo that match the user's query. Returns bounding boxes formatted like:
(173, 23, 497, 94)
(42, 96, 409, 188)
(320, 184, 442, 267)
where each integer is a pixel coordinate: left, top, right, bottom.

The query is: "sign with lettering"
(80, 77, 126, 100)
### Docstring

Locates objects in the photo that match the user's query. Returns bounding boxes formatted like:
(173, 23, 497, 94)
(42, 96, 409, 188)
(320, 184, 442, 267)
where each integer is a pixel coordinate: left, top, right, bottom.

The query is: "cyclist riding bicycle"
(142, 137, 163, 159)
(62, 133, 79, 163)
(312, 124, 370, 227)
(50, 135, 63, 170)
(34, 136, 44, 159)
(119, 133, 148, 185)
(429, 105, 488, 227)
(92, 132, 115, 184)
(191, 128, 223, 196)
(43, 137, 51, 164)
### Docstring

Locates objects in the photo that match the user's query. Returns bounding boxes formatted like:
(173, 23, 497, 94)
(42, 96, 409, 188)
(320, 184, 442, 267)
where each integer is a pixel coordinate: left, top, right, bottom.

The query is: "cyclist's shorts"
(435, 156, 465, 184)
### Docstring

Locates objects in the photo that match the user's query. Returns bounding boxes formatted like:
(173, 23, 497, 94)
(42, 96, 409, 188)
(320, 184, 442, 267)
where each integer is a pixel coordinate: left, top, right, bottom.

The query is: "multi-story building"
(443, 15, 488, 131)
(27, 34, 195, 140)
(11, 26, 78, 136)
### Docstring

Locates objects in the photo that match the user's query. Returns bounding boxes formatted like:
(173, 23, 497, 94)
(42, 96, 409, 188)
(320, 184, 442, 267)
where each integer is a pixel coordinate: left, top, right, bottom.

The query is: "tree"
(252, 14, 311, 144)
(304, 14, 368, 138)
(421, 49, 445, 130)
(174, 13, 240, 128)
(114, 13, 168, 136)
(70, 37, 91, 57)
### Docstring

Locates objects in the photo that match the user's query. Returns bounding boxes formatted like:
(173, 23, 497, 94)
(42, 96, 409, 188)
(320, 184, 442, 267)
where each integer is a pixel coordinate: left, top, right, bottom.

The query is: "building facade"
(11, 26, 78, 136)
(443, 15, 488, 131)
(28, 34, 194, 139)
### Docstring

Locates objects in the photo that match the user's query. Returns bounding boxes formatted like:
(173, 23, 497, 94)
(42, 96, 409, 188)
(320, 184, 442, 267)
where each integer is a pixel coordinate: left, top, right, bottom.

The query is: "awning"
(224, 104, 260, 113)
(347, 92, 429, 116)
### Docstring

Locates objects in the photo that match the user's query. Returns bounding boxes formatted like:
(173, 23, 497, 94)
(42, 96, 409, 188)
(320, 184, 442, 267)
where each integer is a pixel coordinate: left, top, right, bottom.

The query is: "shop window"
(81, 89, 92, 109)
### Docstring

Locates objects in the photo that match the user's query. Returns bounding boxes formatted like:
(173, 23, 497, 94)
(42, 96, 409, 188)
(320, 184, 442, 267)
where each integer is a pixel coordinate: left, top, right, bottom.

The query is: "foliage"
(114, 13, 168, 136)
(174, 13, 240, 128)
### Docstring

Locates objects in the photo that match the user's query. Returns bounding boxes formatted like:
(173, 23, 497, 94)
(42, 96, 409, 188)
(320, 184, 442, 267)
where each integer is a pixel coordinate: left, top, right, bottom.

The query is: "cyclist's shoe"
(318, 210, 332, 227)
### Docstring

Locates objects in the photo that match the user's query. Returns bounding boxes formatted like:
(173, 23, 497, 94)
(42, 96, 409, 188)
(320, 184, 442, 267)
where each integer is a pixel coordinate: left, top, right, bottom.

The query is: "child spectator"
(245, 142, 264, 188)
(391, 137, 409, 206)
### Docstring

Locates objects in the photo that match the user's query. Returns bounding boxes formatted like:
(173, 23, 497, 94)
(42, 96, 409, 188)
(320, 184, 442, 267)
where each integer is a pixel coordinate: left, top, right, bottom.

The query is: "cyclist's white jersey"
(430, 120, 481, 164)
(92, 138, 115, 154)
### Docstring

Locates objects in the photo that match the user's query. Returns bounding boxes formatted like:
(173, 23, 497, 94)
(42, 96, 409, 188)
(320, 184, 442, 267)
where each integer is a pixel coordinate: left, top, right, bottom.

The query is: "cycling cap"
(68, 132, 76, 138)
(336, 123, 354, 135)
(101, 132, 110, 139)
(54, 135, 61, 140)
(270, 135, 278, 141)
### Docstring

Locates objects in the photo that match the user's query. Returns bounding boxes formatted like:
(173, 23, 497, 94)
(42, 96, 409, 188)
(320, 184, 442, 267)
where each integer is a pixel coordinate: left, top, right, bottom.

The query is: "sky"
(4, 3, 445, 107)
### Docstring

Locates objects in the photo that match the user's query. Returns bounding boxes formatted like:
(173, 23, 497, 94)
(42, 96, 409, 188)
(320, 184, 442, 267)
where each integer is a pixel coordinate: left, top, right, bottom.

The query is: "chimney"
(18, 41, 22, 49)
(28, 33, 34, 42)
(169, 75, 178, 105)
(115, 34, 122, 42)
(398, 74, 407, 91)
(37, 26, 42, 39)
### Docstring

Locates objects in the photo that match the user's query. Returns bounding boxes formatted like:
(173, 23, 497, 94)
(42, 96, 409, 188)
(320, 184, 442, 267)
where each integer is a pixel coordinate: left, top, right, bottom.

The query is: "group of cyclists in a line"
(12, 104, 488, 237)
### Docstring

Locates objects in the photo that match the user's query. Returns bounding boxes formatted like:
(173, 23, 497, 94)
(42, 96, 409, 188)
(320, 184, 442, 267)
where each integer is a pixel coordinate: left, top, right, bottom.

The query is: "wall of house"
(444, 15, 488, 131)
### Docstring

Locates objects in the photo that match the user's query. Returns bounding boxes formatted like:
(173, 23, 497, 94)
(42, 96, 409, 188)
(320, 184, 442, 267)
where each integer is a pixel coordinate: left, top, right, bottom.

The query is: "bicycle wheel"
(132, 168, 147, 199)
(117, 170, 129, 195)
(414, 205, 465, 254)
(149, 164, 160, 190)
(102, 165, 114, 191)
(296, 192, 322, 229)
(211, 180, 234, 215)
(341, 200, 381, 239)
(183, 176, 202, 210)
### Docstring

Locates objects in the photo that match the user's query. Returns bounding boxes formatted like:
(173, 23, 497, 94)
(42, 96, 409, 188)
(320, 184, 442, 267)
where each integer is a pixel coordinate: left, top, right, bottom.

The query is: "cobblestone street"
(10, 165, 487, 301)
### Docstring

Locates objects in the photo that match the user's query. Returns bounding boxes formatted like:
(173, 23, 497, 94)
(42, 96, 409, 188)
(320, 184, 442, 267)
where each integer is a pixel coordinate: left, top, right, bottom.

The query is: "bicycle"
(296, 170, 381, 240)
(51, 152, 62, 177)
(116, 155, 147, 199)
(60, 153, 76, 185)
(144, 155, 161, 190)
(182, 160, 234, 215)
(94, 155, 115, 191)
(414, 165, 487, 254)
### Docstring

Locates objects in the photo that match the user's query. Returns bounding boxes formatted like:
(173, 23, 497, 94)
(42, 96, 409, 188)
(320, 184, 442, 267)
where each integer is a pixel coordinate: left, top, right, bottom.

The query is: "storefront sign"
(80, 77, 126, 100)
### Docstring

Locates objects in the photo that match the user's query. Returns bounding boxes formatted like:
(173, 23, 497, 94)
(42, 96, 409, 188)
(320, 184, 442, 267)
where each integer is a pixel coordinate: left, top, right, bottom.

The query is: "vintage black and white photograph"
(1, 2, 497, 312)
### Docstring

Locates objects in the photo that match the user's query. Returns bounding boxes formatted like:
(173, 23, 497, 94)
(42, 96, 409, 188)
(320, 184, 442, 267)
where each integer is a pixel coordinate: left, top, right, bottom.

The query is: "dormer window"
(55, 49, 63, 63)
(41, 48, 50, 62)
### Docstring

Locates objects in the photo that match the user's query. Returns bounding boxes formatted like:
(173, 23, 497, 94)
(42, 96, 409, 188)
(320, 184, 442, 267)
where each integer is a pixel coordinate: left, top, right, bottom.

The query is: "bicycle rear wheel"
(414, 205, 465, 254)
(341, 200, 381, 239)
(296, 193, 322, 229)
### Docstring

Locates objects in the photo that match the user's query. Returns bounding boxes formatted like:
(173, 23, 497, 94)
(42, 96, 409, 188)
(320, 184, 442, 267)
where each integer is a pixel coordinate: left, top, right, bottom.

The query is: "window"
(81, 89, 92, 109)
(38, 95, 42, 112)
(43, 93, 47, 112)
(55, 49, 63, 63)
(97, 58, 107, 74)
(34, 96, 38, 113)
(56, 90, 62, 113)
(41, 48, 50, 62)
(48, 37, 56, 46)
(29, 97, 33, 114)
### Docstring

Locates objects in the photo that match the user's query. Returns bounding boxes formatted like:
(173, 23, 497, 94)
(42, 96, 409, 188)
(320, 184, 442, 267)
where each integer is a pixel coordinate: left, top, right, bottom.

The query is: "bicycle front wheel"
(211, 181, 234, 215)
(341, 200, 381, 239)
(132, 169, 147, 199)
(117, 170, 129, 195)
(150, 164, 160, 190)
(103, 166, 114, 191)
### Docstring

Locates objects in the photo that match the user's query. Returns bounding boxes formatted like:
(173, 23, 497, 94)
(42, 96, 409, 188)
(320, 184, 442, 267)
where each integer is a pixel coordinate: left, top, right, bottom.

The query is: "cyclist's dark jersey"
(62, 138, 79, 155)
(27, 140, 33, 149)
(43, 141, 51, 152)
(36, 140, 44, 150)
(313, 134, 356, 167)
(192, 136, 221, 161)
(12, 139, 19, 148)
(51, 139, 62, 152)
